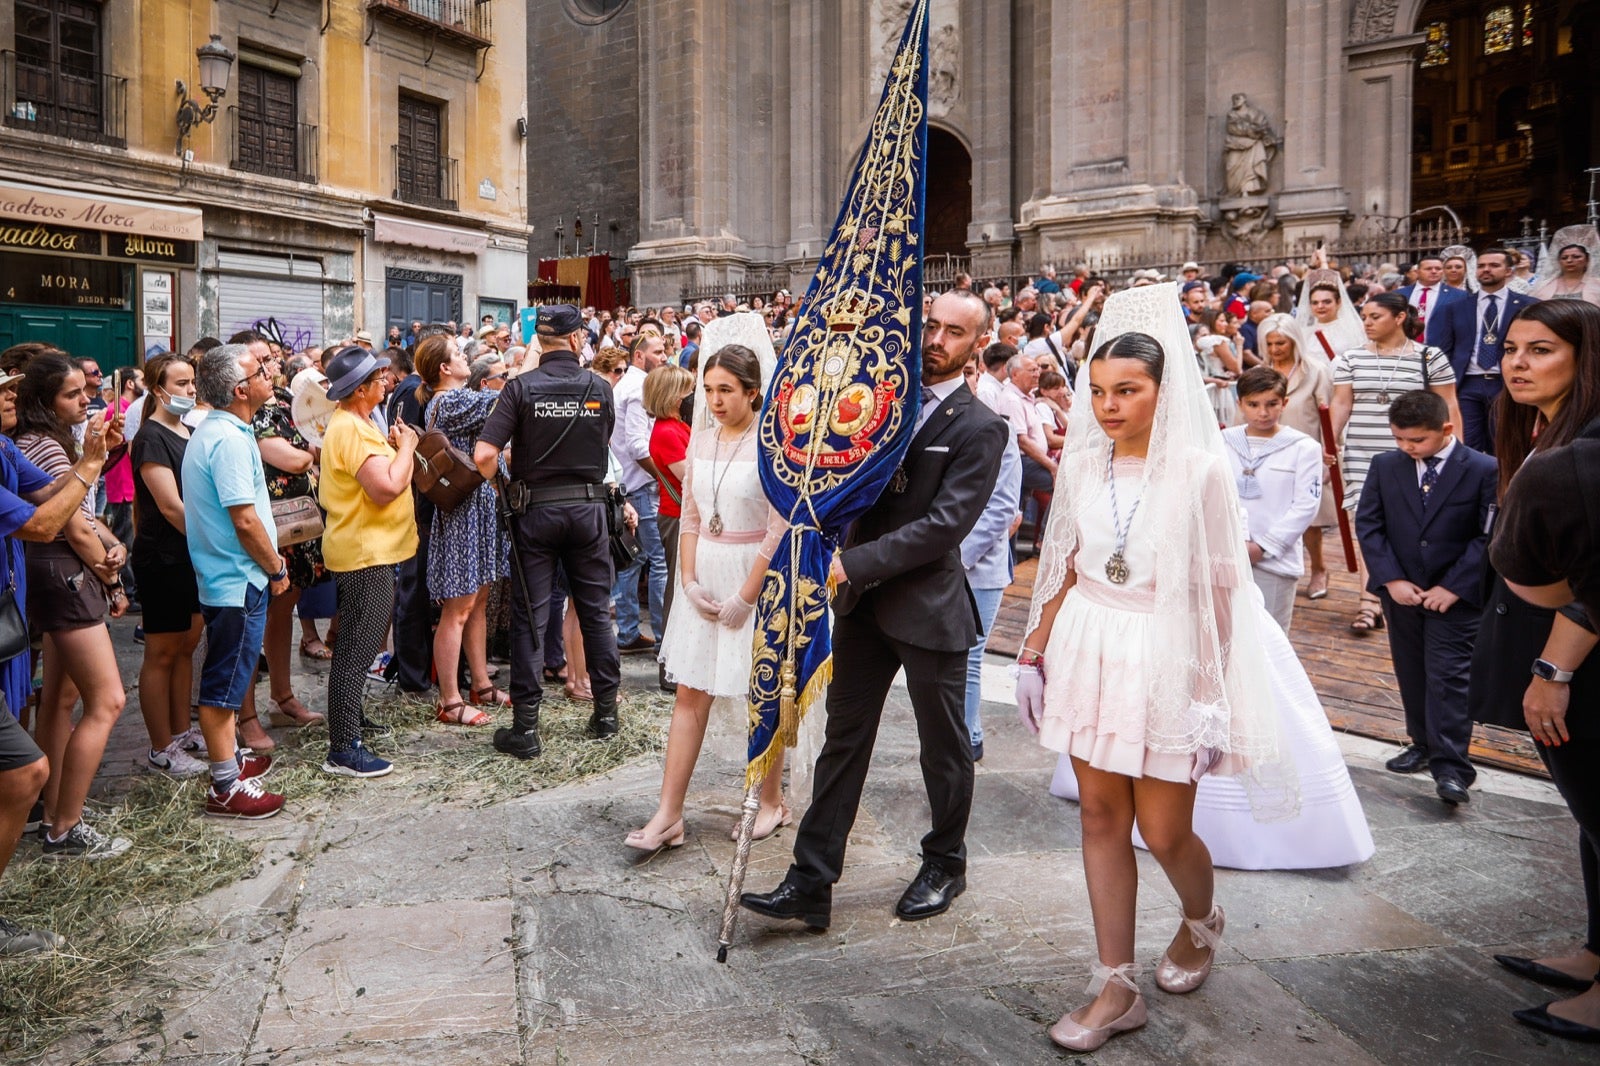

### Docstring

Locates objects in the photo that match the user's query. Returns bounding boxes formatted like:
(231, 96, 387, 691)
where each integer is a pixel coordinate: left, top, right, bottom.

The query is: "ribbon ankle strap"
(1184, 906, 1225, 951)
(1086, 961, 1140, 995)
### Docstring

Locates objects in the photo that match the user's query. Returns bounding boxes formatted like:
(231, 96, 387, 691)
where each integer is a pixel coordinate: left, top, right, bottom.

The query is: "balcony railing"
(367, 0, 493, 49)
(1, 51, 126, 147)
(392, 145, 459, 211)
(228, 107, 318, 183)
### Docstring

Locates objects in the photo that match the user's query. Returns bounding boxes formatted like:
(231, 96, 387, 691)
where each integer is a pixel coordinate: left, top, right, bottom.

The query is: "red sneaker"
(205, 776, 285, 820)
(237, 752, 273, 780)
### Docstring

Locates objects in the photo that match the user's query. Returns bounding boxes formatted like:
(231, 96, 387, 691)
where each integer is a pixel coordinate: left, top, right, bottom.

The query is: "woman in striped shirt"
(1329, 292, 1463, 632)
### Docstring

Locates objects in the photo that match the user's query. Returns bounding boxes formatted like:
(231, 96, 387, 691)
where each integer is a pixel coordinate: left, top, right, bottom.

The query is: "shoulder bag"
(271, 495, 324, 547)
(414, 395, 486, 513)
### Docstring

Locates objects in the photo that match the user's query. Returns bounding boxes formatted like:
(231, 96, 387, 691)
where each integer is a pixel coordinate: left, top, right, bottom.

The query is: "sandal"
(236, 717, 277, 754)
(564, 679, 594, 702)
(470, 685, 511, 708)
(731, 805, 794, 842)
(435, 700, 492, 727)
(268, 696, 325, 728)
(299, 637, 333, 661)
(1307, 572, 1329, 600)
(1350, 599, 1385, 633)
(542, 664, 568, 684)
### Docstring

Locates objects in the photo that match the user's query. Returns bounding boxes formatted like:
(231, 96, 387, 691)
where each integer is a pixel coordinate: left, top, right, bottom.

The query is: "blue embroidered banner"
(746, 0, 929, 782)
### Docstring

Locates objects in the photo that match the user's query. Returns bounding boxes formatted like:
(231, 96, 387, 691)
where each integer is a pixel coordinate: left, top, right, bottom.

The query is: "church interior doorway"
(1410, 1, 1596, 242)
(925, 127, 972, 259)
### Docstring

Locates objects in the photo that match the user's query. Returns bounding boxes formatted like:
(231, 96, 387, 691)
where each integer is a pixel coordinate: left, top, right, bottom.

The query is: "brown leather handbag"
(413, 400, 485, 513)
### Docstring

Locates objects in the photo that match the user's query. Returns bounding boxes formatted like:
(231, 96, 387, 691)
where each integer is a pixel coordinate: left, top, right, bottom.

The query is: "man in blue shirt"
(182, 343, 289, 821)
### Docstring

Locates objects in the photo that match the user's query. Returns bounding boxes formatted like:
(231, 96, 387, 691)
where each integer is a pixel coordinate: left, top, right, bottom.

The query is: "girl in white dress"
(624, 343, 789, 852)
(1014, 283, 1289, 1052)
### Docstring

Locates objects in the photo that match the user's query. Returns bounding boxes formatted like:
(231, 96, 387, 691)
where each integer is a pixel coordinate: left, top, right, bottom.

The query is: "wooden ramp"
(989, 556, 1547, 778)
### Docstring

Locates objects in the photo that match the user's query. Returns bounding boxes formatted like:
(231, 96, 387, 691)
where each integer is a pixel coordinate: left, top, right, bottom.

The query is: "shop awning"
(371, 213, 486, 255)
(0, 180, 203, 241)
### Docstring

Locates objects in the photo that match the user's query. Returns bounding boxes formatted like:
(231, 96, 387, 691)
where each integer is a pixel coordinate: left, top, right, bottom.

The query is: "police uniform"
(477, 309, 623, 756)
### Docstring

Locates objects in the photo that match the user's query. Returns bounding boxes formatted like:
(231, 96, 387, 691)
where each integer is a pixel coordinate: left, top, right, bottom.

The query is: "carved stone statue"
(929, 23, 960, 115)
(1223, 93, 1279, 198)
(1221, 200, 1275, 240)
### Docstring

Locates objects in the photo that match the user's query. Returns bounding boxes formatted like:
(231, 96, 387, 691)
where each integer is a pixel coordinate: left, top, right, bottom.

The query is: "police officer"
(474, 305, 623, 756)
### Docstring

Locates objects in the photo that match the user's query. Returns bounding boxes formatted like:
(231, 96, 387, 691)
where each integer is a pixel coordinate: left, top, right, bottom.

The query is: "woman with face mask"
(131, 353, 211, 776)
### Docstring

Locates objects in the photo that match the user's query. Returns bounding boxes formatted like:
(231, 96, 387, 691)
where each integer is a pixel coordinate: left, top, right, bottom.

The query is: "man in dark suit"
(1424, 247, 1539, 454)
(741, 290, 1009, 929)
(1356, 390, 1497, 807)
(1395, 254, 1469, 346)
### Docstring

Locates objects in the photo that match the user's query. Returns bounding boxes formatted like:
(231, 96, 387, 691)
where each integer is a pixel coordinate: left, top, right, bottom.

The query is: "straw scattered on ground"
(0, 685, 672, 1062)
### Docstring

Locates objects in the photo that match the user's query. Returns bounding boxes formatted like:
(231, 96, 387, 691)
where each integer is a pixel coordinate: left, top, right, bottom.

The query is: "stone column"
(965, 0, 1015, 277)
(1276, 0, 1351, 246)
(1341, 33, 1424, 224)
(785, 0, 828, 285)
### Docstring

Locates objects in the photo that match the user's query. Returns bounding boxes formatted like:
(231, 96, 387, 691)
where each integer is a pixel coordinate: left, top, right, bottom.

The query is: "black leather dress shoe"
(1495, 954, 1598, 991)
(894, 862, 966, 921)
(1436, 777, 1470, 806)
(1512, 1002, 1600, 1043)
(1385, 744, 1429, 774)
(739, 879, 830, 929)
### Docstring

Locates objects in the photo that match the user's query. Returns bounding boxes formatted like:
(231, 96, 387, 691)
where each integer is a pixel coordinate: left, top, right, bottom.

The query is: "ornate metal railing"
(0, 51, 126, 147)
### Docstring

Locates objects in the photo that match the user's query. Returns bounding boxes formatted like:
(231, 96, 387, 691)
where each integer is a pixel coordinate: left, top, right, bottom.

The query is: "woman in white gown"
(1295, 268, 1365, 363)
(1013, 283, 1370, 1053)
(624, 341, 789, 852)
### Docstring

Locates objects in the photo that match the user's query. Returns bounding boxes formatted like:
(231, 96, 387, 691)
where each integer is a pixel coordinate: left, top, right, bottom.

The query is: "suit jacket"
(1355, 443, 1497, 606)
(1426, 287, 1540, 380)
(1396, 282, 1470, 334)
(836, 381, 1008, 652)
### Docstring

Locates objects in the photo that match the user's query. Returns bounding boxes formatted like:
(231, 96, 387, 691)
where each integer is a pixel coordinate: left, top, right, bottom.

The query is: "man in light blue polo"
(181, 342, 289, 821)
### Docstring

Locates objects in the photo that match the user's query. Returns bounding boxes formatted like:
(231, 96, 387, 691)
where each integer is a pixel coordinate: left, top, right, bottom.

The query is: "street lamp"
(175, 34, 236, 157)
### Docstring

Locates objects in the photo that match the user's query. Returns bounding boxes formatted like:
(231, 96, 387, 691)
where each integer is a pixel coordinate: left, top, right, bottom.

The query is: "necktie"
(1481, 294, 1500, 370)
(1420, 455, 1440, 508)
(921, 386, 936, 405)
(914, 385, 937, 432)
(1417, 286, 1430, 343)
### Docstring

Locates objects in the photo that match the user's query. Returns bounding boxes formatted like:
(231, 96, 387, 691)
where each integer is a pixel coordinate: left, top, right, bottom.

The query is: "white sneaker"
(148, 741, 208, 778)
(174, 726, 208, 756)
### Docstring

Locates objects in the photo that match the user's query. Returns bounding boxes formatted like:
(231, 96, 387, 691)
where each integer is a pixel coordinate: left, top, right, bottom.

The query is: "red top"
(648, 417, 691, 518)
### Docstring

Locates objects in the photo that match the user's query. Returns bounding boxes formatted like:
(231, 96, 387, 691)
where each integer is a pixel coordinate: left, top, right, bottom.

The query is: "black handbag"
(605, 485, 641, 572)
(0, 560, 28, 663)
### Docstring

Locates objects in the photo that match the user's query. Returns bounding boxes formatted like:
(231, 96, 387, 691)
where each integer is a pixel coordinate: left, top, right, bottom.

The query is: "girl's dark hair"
(1558, 243, 1590, 261)
(1365, 291, 1421, 340)
(1493, 300, 1600, 495)
(412, 334, 453, 408)
(1091, 330, 1165, 383)
(0, 341, 67, 377)
(701, 343, 764, 409)
(15, 350, 82, 459)
(140, 352, 189, 423)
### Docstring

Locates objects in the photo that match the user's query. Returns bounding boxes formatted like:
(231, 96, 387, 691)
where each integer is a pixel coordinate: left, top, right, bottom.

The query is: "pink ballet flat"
(1048, 962, 1146, 1052)
(623, 818, 685, 853)
(1155, 903, 1225, 994)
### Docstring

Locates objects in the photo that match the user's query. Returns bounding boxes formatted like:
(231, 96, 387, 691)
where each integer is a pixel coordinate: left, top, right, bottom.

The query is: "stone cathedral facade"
(531, 0, 1593, 305)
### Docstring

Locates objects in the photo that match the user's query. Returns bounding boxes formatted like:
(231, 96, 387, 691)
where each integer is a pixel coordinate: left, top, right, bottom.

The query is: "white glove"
(717, 591, 755, 629)
(684, 582, 721, 621)
(1014, 666, 1045, 735)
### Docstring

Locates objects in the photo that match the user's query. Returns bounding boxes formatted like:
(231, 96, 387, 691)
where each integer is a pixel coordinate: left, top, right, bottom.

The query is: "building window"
(1421, 21, 1450, 68)
(231, 62, 315, 182)
(6, 0, 125, 144)
(1484, 6, 1516, 55)
(564, 0, 629, 26)
(394, 94, 457, 210)
(1521, 2, 1533, 47)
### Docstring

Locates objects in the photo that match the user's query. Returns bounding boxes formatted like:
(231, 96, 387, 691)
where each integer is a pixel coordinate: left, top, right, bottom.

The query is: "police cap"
(535, 304, 585, 337)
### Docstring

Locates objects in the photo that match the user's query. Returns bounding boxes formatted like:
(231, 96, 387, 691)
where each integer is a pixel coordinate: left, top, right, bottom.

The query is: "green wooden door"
(0, 306, 138, 368)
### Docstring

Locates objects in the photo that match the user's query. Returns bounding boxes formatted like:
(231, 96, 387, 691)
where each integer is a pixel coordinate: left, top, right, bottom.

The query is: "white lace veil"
(1550, 225, 1600, 281)
(1026, 283, 1293, 814)
(1440, 244, 1479, 293)
(1294, 268, 1366, 360)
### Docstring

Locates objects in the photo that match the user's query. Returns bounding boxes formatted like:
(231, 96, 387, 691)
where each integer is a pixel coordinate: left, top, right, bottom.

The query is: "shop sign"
(0, 221, 103, 256)
(111, 233, 197, 266)
(0, 181, 204, 241)
(0, 251, 131, 309)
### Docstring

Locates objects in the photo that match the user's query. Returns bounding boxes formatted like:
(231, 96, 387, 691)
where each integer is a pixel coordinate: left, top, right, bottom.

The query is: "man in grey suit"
(741, 290, 1009, 930)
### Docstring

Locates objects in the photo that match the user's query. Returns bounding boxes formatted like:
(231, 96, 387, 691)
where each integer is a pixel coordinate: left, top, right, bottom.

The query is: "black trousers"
(1381, 592, 1479, 785)
(787, 609, 973, 897)
(508, 502, 620, 708)
(391, 497, 434, 692)
(1540, 738, 1600, 958)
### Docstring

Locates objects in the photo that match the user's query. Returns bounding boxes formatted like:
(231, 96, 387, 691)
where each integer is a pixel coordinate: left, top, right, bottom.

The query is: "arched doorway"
(925, 127, 972, 258)
(1410, 1, 1597, 241)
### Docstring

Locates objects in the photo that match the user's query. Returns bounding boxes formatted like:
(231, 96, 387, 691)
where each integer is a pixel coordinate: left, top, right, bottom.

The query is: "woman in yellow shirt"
(318, 346, 419, 778)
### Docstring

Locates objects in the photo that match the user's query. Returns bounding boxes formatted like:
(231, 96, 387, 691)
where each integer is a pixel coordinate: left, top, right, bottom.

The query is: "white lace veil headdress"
(1550, 225, 1600, 281)
(1294, 268, 1366, 360)
(1440, 244, 1480, 293)
(1026, 283, 1292, 811)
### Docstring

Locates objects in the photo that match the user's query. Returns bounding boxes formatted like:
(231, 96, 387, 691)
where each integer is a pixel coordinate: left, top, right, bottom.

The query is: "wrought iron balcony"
(367, 0, 493, 49)
(229, 107, 318, 183)
(392, 145, 459, 211)
(1, 51, 126, 147)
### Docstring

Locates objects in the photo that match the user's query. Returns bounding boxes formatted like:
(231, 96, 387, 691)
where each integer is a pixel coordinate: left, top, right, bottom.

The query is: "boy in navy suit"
(1356, 390, 1498, 808)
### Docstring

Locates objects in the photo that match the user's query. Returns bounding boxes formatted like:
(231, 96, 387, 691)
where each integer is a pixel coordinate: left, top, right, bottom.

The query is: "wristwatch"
(1531, 658, 1575, 684)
